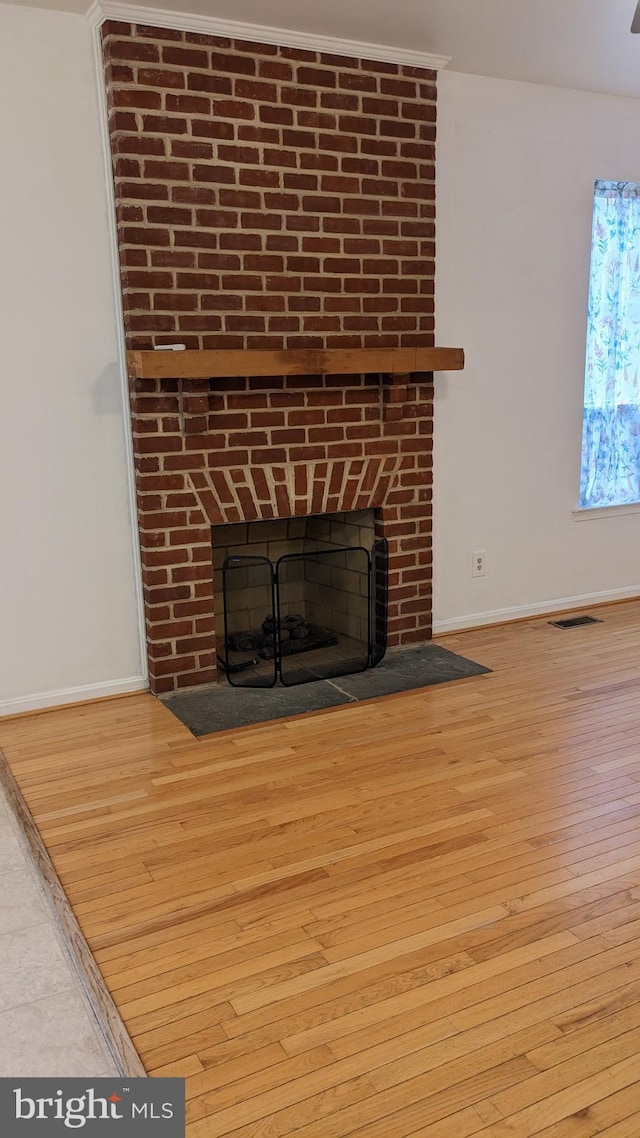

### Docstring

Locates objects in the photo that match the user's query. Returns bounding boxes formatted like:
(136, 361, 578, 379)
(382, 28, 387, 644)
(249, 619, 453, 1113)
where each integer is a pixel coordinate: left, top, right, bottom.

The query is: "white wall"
(435, 71, 640, 631)
(0, 4, 145, 714)
(4, 20, 640, 704)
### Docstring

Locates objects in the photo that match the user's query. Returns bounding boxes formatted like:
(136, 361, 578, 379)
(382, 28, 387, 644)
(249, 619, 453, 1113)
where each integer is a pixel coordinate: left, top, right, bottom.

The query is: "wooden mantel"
(127, 346, 464, 381)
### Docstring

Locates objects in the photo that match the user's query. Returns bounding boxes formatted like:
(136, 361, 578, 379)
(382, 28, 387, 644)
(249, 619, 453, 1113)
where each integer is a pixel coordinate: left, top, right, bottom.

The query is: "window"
(580, 180, 640, 509)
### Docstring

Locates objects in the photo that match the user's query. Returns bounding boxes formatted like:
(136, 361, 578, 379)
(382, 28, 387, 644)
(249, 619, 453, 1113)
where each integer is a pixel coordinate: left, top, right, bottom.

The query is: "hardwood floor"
(2, 602, 640, 1135)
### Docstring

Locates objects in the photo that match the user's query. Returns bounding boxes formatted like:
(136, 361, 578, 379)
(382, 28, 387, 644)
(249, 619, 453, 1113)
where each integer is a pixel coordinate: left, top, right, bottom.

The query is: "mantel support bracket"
(381, 372, 413, 423)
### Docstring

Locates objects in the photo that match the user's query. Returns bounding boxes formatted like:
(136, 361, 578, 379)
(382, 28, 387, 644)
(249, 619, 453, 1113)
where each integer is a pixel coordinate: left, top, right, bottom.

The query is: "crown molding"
(87, 1, 450, 71)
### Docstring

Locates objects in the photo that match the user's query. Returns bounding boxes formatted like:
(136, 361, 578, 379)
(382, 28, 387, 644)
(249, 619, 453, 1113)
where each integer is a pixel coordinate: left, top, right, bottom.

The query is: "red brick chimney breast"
(102, 22, 436, 693)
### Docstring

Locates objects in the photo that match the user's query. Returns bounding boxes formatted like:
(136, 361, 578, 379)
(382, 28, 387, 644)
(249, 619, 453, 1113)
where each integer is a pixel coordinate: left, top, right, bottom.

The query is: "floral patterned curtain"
(580, 180, 640, 508)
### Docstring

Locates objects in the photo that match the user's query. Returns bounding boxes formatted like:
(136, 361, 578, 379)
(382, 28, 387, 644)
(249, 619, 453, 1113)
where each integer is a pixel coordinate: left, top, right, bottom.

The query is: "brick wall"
(101, 21, 436, 694)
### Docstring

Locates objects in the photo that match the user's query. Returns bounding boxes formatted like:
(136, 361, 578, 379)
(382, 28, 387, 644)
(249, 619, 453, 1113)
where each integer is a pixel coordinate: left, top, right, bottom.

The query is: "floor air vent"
(549, 615, 603, 629)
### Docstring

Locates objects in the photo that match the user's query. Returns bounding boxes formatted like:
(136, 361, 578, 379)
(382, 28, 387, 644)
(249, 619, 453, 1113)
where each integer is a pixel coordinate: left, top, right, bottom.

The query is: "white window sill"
(572, 502, 640, 521)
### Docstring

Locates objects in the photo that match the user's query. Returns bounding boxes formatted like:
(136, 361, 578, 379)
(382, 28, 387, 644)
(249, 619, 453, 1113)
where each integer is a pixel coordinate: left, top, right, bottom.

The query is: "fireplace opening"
(213, 512, 388, 687)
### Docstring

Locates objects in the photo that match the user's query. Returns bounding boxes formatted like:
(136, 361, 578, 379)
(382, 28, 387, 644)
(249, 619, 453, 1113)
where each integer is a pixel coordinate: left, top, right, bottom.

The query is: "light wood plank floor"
(2, 603, 640, 1136)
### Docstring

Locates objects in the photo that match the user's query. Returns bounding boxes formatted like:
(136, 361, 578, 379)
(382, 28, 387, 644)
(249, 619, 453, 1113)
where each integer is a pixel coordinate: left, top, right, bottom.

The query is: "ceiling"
(15, 0, 640, 101)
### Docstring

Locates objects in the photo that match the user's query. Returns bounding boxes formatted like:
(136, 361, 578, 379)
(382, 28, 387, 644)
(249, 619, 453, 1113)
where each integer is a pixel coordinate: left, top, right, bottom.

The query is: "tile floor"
(0, 785, 119, 1077)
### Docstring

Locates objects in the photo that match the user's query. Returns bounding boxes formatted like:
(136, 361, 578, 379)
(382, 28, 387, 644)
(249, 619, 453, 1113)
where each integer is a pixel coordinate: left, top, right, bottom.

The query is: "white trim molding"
(90, 14, 149, 687)
(433, 583, 640, 636)
(87, 1, 450, 71)
(0, 676, 148, 720)
(572, 501, 640, 521)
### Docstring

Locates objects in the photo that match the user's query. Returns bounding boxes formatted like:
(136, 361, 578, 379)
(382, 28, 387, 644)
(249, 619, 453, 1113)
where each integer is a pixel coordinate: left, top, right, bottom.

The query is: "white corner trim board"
(433, 583, 640, 635)
(89, 13, 149, 683)
(87, 1, 450, 71)
(0, 677, 149, 720)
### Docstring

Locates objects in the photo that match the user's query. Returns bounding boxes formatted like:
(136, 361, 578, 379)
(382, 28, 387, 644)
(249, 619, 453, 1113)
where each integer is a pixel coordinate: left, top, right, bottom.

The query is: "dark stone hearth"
(161, 644, 491, 737)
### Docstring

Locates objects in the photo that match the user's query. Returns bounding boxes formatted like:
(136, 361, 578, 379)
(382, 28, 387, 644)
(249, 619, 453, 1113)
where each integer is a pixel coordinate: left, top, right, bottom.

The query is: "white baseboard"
(433, 584, 640, 635)
(0, 676, 148, 719)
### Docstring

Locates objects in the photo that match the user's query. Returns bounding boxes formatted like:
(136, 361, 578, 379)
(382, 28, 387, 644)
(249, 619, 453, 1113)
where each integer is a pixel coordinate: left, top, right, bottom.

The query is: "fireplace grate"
(220, 540, 388, 688)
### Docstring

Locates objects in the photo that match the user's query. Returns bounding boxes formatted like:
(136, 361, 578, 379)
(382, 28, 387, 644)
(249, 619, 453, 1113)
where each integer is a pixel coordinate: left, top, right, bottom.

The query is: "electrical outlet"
(472, 550, 486, 578)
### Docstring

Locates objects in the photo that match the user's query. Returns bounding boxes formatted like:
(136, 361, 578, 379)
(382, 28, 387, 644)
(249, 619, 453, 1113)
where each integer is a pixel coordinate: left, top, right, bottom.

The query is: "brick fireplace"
(102, 21, 439, 695)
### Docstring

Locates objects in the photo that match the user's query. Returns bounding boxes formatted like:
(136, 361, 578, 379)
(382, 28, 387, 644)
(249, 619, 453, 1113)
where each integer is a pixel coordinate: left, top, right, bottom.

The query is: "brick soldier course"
(102, 22, 436, 694)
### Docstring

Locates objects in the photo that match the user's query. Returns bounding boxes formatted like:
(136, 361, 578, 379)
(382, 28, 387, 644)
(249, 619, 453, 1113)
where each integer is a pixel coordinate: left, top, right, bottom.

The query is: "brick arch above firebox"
(189, 457, 402, 526)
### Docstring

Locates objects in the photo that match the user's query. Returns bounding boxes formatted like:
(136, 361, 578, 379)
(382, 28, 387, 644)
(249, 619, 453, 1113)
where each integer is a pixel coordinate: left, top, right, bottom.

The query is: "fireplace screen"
(220, 539, 388, 687)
